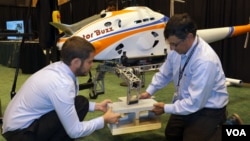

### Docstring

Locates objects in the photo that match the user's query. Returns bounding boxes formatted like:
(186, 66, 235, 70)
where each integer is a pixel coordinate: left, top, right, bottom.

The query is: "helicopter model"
(50, 6, 250, 104)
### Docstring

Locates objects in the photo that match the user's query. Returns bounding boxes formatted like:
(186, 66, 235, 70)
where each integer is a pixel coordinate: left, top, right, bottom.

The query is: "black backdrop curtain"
(0, 0, 250, 82)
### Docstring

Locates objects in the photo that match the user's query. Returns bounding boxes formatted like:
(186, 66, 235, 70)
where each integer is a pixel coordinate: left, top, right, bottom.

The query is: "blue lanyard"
(177, 38, 199, 86)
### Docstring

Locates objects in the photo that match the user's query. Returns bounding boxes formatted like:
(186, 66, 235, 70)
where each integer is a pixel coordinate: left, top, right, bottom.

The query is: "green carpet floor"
(0, 63, 249, 141)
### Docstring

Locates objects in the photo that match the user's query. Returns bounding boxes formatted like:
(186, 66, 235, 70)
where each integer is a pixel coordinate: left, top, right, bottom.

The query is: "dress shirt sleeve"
(50, 85, 104, 138)
(146, 54, 173, 95)
(89, 102, 96, 112)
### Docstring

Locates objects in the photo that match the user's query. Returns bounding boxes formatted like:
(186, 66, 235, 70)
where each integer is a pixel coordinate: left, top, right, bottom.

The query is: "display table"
(0, 40, 46, 74)
(0, 41, 19, 67)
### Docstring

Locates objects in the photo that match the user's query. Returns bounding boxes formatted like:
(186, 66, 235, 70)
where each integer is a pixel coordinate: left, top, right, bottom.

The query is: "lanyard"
(75, 80, 78, 96)
(177, 38, 199, 86)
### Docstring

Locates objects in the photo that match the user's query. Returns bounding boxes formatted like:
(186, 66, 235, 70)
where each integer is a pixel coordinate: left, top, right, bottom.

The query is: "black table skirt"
(0, 40, 46, 74)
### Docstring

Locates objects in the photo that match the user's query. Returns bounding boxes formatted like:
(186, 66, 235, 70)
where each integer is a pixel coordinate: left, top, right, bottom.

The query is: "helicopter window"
(134, 20, 142, 24)
(101, 13, 106, 18)
(118, 20, 121, 28)
(150, 17, 155, 20)
(118, 50, 122, 54)
(115, 44, 124, 51)
(151, 31, 159, 37)
(104, 22, 112, 27)
(143, 18, 149, 22)
(152, 40, 159, 48)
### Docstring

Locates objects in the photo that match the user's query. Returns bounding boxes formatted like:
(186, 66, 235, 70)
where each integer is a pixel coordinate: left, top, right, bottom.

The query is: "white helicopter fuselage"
(54, 6, 250, 61)
(57, 6, 169, 60)
(51, 6, 250, 100)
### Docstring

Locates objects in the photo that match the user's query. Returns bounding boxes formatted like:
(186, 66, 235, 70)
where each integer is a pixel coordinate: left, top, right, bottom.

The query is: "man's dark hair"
(164, 13, 197, 40)
(61, 36, 95, 65)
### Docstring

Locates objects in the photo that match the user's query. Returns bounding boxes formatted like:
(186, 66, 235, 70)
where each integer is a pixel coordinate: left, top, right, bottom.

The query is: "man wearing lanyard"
(140, 13, 229, 141)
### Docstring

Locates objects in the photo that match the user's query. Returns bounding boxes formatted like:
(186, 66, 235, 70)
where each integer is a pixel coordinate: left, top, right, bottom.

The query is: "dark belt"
(2, 119, 38, 140)
(185, 106, 227, 119)
(2, 129, 22, 140)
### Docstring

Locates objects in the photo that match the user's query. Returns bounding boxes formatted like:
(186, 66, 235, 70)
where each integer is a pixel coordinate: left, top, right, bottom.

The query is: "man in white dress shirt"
(2, 36, 121, 141)
(140, 13, 229, 141)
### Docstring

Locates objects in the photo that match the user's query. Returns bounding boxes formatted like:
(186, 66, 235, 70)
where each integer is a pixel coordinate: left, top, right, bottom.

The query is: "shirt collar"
(182, 36, 198, 58)
(60, 61, 76, 82)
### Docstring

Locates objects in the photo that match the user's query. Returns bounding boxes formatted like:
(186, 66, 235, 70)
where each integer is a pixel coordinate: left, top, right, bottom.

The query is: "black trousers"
(165, 106, 227, 141)
(2, 95, 89, 141)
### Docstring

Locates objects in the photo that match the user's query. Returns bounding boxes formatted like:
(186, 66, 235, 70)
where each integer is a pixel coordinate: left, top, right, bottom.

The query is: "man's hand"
(95, 99, 112, 112)
(139, 92, 151, 99)
(103, 107, 121, 124)
(152, 102, 165, 115)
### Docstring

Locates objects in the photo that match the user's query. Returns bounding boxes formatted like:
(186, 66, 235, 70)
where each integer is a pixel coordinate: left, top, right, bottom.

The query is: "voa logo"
(226, 129, 246, 136)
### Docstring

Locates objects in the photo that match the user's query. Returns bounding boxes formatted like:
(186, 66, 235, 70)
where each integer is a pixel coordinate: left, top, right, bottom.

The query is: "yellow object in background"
(52, 10, 63, 34)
